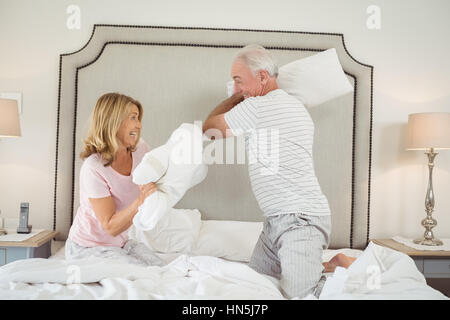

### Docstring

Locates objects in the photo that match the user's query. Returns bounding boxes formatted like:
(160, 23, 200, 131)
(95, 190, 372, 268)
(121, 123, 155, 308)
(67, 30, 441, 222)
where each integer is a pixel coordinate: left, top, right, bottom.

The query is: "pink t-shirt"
(68, 139, 151, 248)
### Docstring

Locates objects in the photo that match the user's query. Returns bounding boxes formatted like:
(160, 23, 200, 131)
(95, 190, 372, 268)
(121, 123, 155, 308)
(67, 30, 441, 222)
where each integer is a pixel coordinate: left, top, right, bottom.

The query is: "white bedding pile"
(319, 242, 447, 300)
(0, 254, 284, 300)
(2, 206, 444, 299)
(0, 241, 446, 299)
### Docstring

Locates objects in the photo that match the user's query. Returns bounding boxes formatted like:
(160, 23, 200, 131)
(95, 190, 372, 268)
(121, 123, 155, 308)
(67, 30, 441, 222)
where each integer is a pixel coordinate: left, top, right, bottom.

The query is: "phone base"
(17, 225, 32, 234)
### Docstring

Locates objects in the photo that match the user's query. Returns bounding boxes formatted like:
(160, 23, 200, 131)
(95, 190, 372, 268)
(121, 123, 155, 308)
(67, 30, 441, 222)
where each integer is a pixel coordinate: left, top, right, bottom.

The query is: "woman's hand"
(89, 182, 158, 237)
(137, 182, 158, 206)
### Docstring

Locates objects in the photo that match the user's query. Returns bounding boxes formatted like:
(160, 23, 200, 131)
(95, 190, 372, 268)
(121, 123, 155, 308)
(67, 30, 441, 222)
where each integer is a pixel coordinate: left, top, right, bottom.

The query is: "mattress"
(2, 239, 446, 300)
(49, 239, 363, 292)
(50, 240, 364, 265)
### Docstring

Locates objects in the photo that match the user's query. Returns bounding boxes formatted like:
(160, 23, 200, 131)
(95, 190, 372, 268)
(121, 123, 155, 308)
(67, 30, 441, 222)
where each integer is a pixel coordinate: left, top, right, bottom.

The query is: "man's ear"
(259, 70, 270, 85)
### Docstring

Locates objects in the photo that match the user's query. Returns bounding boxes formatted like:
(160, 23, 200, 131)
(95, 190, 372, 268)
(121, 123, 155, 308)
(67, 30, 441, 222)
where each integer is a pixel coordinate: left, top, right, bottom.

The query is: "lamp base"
(414, 149, 443, 247)
(0, 229, 7, 236)
(413, 237, 443, 246)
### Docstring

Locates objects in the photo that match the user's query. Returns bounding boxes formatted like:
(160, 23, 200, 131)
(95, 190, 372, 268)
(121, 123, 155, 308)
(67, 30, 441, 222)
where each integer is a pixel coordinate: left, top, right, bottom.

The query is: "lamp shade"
(406, 112, 450, 150)
(0, 98, 21, 137)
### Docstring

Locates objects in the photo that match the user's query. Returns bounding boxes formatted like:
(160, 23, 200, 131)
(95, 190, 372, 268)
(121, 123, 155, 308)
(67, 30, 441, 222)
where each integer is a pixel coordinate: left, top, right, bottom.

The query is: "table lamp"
(0, 98, 22, 236)
(406, 112, 450, 246)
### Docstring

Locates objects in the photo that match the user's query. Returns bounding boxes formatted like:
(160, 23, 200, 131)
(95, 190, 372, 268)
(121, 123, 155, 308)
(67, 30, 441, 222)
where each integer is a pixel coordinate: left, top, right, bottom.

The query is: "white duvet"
(0, 242, 447, 300)
(0, 254, 283, 300)
(319, 242, 447, 300)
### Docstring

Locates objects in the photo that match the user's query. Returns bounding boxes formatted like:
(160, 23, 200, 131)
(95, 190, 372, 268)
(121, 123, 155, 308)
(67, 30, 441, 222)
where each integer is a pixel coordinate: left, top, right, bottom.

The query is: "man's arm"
(202, 93, 244, 139)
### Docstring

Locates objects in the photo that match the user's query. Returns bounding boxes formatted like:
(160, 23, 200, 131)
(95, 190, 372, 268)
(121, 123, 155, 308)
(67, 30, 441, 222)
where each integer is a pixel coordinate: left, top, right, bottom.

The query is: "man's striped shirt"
(224, 89, 331, 217)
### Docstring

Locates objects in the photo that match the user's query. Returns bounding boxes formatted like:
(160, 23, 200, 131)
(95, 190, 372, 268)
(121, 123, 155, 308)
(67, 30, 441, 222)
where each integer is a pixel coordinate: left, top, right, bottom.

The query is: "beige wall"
(0, 0, 449, 241)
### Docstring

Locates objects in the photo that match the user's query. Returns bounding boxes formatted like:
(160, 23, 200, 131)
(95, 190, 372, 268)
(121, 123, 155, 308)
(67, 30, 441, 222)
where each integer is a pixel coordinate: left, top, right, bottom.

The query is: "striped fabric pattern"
(248, 213, 331, 298)
(224, 89, 331, 217)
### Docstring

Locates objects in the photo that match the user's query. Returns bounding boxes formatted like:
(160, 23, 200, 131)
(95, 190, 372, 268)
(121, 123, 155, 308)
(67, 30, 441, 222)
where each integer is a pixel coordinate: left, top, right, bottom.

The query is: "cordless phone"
(17, 202, 32, 234)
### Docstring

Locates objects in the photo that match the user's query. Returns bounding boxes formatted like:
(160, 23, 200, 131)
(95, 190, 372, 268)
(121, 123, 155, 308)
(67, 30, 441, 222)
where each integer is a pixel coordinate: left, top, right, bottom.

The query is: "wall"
(0, 0, 449, 240)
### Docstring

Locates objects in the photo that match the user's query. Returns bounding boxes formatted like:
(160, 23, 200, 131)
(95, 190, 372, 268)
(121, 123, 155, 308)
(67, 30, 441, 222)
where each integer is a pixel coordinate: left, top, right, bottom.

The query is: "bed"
(0, 25, 446, 300)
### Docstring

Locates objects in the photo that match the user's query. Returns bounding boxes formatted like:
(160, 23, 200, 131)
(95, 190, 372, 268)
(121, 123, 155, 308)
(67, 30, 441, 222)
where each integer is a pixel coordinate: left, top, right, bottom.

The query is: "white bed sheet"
(1, 241, 445, 300)
(50, 240, 364, 266)
(49, 240, 363, 292)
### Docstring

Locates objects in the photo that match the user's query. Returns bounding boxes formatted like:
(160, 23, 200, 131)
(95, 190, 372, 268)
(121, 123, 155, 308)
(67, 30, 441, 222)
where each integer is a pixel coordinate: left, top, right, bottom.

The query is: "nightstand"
(371, 239, 450, 297)
(0, 230, 58, 266)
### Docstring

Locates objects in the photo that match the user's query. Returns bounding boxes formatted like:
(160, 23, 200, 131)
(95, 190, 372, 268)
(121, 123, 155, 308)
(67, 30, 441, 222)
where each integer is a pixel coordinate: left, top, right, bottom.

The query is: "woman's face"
(117, 104, 141, 149)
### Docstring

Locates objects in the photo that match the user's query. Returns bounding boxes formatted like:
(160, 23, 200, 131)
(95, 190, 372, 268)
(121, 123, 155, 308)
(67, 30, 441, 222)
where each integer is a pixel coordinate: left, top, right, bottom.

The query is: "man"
(202, 44, 332, 299)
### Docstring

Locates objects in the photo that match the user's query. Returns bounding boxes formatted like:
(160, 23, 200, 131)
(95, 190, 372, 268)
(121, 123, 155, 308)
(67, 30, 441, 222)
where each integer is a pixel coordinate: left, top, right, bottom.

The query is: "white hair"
(233, 44, 278, 78)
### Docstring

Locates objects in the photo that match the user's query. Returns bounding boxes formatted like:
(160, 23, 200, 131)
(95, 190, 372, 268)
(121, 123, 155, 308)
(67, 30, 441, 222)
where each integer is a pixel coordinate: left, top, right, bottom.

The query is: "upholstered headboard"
(54, 25, 373, 249)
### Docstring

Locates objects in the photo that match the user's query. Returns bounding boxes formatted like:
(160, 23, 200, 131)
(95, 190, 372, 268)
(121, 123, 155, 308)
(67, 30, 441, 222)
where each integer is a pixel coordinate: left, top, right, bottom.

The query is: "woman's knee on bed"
(123, 240, 165, 267)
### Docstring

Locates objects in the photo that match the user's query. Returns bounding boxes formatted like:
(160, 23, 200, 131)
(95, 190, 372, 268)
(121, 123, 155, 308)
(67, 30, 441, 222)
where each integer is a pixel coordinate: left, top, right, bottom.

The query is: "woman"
(66, 92, 164, 266)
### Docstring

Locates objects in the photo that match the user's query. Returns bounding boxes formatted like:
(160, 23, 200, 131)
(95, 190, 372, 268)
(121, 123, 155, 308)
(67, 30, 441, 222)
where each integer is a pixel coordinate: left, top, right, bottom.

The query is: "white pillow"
(227, 48, 353, 108)
(192, 220, 263, 262)
(132, 123, 208, 231)
(277, 48, 353, 107)
(128, 208, 202, 254)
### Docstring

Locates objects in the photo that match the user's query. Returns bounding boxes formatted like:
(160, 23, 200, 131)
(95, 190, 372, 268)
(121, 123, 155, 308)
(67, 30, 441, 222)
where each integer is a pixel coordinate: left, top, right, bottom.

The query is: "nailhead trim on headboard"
(367, 67, 374, 245)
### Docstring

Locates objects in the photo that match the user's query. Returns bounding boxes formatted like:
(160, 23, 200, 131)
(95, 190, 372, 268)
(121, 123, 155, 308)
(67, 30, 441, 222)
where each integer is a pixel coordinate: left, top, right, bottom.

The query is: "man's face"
(231, 60, 263, 98)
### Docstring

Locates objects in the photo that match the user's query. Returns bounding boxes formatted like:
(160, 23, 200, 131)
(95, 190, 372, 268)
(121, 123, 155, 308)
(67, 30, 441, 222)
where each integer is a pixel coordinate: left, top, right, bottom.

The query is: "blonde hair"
(80, 92, 143, 166)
